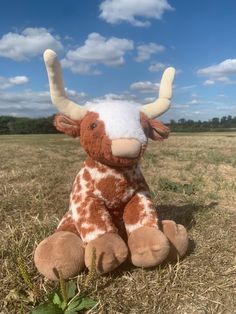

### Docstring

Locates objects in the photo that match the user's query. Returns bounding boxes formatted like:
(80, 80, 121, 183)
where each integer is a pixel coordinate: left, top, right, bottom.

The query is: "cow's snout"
(111, 139, 142, 158)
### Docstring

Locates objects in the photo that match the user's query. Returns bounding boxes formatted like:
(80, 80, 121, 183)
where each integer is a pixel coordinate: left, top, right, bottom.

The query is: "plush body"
(57, 157, 158, 242)
(34, 50, 189, 280)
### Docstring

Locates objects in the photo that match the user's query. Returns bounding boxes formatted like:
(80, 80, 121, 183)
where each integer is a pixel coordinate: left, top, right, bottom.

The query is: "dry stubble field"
(0, 133, 236, 314)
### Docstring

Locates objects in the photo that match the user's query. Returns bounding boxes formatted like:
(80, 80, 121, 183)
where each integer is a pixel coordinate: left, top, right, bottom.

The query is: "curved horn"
(141, 67, 175, 118)
(43, 49, 87, 120)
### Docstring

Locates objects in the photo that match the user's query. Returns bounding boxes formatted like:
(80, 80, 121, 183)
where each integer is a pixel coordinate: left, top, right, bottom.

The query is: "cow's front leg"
(34, 211, 85, 280)
(124, 192, 170, 267)
(73, 198, 128, 274)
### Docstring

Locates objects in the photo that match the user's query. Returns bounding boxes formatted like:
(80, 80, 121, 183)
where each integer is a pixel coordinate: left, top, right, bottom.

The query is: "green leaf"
(31, 302, 63, 314)
(48, 292, 57, 302)
(65, 297, 97, 313)
(65, 297, 82, 312)
(66, 281, 77, 300)
(53, 293, 62, 307)
(76, 297, 97, 311)
(61, 301, 67, 311)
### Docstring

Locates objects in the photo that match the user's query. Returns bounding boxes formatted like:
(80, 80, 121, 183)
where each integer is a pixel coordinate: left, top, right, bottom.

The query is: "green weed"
(159, 177, 197, 195)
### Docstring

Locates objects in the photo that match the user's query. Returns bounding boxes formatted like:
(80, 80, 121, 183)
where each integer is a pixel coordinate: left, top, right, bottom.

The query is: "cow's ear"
(147, 119, 170, 141)
(54, 114, 81, 137)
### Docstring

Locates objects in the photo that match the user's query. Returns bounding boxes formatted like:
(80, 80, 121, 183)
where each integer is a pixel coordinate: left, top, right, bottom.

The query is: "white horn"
(43, 49, 87, 120)
(141, 67, 175, 119)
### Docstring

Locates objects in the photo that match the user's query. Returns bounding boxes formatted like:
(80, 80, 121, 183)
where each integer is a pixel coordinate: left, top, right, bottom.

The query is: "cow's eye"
(90, 122, 97, 130)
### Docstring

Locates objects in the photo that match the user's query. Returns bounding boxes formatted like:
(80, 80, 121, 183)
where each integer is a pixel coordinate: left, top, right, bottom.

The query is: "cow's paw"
(160, 220, 189, 260)
(34, 231, 85, 280)
(128, 227, 170, 267)
(85, 233, 128, 274)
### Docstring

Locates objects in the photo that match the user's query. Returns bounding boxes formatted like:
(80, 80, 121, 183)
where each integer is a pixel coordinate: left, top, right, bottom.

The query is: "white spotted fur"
(85, 100, 147, 143)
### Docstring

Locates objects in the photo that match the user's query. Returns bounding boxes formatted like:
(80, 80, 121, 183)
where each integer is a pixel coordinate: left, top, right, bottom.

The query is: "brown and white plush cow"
(34, 49, 189, 280)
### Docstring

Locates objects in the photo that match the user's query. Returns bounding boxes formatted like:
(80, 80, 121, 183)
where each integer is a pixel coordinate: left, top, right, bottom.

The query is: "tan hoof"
(160, 220, 189, 260)
(34, 231, 85, 280)
(85, 233, 128, 274)
(128, 226, 170, 268)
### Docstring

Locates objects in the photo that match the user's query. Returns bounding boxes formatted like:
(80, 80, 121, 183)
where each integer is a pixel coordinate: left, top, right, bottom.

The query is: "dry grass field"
(0, 133, 236, 313)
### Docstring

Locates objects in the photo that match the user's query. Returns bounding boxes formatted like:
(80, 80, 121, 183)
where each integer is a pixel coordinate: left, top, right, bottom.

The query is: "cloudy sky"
(0, 0, 236, 121)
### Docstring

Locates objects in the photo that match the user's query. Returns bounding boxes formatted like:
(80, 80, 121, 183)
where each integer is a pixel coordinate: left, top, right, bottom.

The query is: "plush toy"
(34, 49, 189, 280)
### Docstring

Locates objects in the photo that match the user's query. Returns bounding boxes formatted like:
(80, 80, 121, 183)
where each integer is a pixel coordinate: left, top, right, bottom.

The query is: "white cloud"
(216, 76, 235, 84)
(0, 89, 88, 117)
(203, 79, 215, 86)
(198, 59, 236, 76)
(148, 62, 165, 72)
(216, 105, 234, 111)
(61, 33, 133, 74)
(99, 0, 173, 27)
(2, 88, 235, 122)
(0, 75, 29, 89)
(135, 43, 165, 62)
(88, 92, 138, 104)
(0, 28, 63, 61)
(175, 69, 182, 75)
(204, 76, 234, 85)
(172, 104, 189, 109)
(0, 90, 51, 116)
(218, 94, 227, 98)
(178, 84, 196, 91)
(130, 81, 159, 93)
(188, 99, 199, 105)
(185, 98, 229, 108)
(198, 59, 236, 85)
(144, 96, 155, 103)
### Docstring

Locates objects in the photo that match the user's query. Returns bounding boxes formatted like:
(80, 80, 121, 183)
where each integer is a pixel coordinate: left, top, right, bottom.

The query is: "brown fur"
(56, 212, 79, 235)
(123, 195, 142, 225)
(80, 112, 144, 167)
(54, 112, 170, 167)
(140, 112, 170, 141)
(52, 111, 171, 244)
(54, 114, 81, 138)
(75, 197, 117, 238)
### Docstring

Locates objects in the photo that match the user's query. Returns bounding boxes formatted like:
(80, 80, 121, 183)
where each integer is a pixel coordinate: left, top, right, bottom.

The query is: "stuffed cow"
(34, 49, 189, 280)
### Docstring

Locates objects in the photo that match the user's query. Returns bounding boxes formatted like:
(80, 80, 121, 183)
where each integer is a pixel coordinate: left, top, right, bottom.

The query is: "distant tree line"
(0, 115, 236, 134)
(0, 116, 58, 134)
(168, 115, 236, 132)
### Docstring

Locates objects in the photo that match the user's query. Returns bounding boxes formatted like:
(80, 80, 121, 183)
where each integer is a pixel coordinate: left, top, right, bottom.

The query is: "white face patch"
(85, 99, 147, 144)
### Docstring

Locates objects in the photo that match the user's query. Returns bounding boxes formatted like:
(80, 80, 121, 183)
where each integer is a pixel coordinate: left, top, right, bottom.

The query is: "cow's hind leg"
(34, 211, 85, 280)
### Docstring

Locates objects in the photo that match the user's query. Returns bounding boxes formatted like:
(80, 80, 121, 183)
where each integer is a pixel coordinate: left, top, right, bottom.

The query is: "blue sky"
(0, 0, 236, 122)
